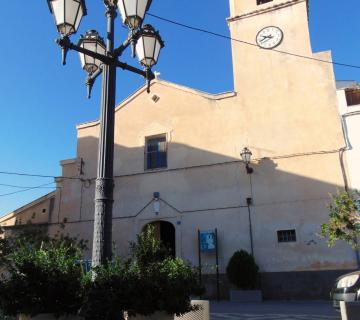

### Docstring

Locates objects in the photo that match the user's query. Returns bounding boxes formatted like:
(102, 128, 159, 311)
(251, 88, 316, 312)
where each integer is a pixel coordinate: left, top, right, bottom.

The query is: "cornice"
(76, 79, 236, 130)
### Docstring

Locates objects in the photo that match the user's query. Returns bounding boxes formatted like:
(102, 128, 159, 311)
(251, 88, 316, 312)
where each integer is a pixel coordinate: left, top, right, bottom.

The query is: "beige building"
(336, 81, 360, 191)
(0, 191, 55, 238)
(1, 0, 359, 299)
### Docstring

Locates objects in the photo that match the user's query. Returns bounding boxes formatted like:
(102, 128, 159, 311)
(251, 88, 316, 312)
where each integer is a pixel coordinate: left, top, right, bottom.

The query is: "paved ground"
(210, 301, 340, 320)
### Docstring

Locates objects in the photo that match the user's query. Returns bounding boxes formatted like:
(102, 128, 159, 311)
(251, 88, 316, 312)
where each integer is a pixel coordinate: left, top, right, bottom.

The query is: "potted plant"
(0, 230, 86, 319)
(226, 250, 262, 302)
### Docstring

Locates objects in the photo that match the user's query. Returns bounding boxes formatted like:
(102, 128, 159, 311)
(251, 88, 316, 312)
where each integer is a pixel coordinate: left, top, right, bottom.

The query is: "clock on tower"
(228, 0, 311, 93)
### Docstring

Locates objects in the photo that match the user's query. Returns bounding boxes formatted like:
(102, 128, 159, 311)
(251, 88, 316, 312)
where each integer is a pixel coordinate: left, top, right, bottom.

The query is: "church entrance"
(143, 221, 176, 257)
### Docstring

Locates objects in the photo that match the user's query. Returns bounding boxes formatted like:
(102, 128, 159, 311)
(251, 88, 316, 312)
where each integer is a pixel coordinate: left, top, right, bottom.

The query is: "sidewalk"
(210, 301, 340, 320)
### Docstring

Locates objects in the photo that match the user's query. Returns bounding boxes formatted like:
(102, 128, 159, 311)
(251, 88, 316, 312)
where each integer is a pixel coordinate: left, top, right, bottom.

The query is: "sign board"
(199, 230, 216, 253)
(198, 229, 220, 300)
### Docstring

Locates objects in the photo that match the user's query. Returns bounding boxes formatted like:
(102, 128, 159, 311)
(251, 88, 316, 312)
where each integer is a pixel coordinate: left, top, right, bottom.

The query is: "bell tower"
(225, 0, 343, 155)
(228, 0, 311, 93)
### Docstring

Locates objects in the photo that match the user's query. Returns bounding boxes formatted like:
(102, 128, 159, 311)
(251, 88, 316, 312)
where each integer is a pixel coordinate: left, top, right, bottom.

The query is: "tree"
(321, 190, 360, 248)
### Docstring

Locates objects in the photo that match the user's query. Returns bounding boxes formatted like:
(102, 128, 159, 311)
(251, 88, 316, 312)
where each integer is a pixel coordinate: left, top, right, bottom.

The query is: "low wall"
(201, 269, 356, 300)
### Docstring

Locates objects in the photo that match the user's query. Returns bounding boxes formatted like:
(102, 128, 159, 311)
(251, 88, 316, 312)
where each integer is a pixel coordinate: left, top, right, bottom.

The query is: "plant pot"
(174, 300, 210, 320)
(229, 289, 262, 302)
(128, 311, 173, 320)
(19, 314, 83, 320)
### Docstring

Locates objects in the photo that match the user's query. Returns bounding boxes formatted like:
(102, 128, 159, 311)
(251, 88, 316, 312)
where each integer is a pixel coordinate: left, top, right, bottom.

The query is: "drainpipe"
(246, 197, 254, 257)
(339, 110, 360, 268)
(339, 110, 360, 192)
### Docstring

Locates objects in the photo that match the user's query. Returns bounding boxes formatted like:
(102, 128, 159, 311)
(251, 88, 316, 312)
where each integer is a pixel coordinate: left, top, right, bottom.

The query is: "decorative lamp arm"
(56, 36, 71, 65)
(56, 37, 112, 65)
(85, 67, 103, 99)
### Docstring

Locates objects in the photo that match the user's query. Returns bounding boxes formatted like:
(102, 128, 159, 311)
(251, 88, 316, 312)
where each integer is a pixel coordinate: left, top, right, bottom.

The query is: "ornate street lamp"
(117, 0, 152, 29)
(136, 24, 164, 68)
(241, 147, 254, 174)
(78, 30, 106, 75)
(47, 0, 87, 36)
(46, 0, 164, 270)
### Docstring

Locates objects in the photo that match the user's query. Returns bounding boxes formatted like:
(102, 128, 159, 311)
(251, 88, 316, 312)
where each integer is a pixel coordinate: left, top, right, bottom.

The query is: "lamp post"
(240, 147, 254, 174)
(47, 0, 164, 268)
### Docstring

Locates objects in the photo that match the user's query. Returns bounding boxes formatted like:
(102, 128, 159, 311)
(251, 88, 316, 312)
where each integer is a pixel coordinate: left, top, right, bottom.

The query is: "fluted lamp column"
(46, 0, 164, 273)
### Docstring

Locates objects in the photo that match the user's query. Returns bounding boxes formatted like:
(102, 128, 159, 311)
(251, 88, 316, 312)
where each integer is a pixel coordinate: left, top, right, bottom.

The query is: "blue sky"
(0, 0, 359, 216)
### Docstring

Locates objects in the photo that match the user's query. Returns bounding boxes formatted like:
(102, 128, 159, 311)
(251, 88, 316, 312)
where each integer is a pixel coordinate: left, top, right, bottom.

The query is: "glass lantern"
(118, 0, 152, 29)
(78, 30, 106, 75)
(47, 0, 87, 36)
(135, 24, 164, 68)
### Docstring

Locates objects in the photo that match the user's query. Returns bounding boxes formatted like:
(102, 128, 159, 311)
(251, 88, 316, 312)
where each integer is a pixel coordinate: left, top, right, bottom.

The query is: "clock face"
(256, 26, 283, 49)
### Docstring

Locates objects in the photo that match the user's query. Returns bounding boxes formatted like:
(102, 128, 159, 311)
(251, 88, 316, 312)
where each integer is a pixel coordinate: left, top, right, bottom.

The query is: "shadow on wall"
(71, 135, 346, 221)
(44, 134, 356, 300)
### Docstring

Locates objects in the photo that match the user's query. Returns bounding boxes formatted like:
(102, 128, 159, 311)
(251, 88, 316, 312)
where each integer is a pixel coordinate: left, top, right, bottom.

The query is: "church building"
(1, 0, 358, 299)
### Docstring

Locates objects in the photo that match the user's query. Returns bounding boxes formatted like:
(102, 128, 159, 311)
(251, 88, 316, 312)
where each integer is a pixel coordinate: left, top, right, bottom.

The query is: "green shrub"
(0, 235, 85, 318)
(0, 309, 14, 320)
(80, 258, 132, 320)
(127, 227, 204, 316)
(0, 225, 203, 318)
(321, 190, 360, 248)
(82, 226, 203, 318)
(226, 250, 259, 290)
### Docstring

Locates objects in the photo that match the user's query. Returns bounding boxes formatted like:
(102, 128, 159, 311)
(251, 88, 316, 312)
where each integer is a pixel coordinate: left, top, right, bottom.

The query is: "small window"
(277, 229, 296, 243)
(145, 135, 167, 170)
(32, 212, 36, 219)
(345, 89, 360, 106)
(257, 0, 273, 5)
(42, 208, 46, 213)
(151, 94, 160, 103)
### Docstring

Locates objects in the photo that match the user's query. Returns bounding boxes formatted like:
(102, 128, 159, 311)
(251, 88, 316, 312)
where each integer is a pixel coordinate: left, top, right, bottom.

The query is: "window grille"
(345, 88, 360, 106)
(277, 229, 296, 243)
(145, 135, 167, 170)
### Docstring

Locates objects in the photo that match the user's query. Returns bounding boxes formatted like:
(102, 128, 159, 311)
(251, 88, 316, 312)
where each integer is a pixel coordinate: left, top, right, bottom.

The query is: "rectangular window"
(257, 0, 273, 5)
(277, 229, 296, 243)
(345, 89, 360, 106)
(145, 135, 167, 170)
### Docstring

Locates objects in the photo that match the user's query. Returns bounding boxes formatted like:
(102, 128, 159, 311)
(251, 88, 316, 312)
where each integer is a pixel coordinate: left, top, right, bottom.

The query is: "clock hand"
(260, 35, 273, 43)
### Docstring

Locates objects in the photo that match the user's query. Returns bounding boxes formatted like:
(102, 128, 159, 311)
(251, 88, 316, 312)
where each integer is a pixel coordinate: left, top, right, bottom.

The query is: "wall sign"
(199, 230, 216, 253)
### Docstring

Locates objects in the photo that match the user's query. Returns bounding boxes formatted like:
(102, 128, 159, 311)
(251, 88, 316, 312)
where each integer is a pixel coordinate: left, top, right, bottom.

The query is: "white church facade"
(1, 0, 359, 299)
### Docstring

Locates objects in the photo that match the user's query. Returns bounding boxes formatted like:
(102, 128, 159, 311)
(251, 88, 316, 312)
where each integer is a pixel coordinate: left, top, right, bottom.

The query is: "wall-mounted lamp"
(240, 147, 254, 174)
(153, 192, 160, 215)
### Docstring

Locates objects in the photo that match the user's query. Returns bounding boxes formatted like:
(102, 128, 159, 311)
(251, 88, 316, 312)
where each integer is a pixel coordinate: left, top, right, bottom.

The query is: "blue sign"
(200, 231, 216, 252)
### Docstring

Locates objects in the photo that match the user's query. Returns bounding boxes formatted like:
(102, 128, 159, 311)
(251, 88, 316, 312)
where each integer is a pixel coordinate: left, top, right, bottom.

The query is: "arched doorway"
(143, 221, 176, 257)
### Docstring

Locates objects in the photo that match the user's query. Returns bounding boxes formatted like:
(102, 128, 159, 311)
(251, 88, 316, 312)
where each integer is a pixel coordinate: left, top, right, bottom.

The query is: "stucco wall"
(0, 192, 55, 227)
(337, 89, 360, 190)
(50, 0, 356, 278)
